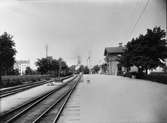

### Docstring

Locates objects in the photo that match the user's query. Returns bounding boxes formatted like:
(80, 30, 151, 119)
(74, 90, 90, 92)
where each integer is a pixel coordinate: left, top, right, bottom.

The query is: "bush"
(123, 72, 133, 78)
(1, 75, 51, 88)
(143, 72, 167, 84)
(149, 72, 167, 76)
(124, 72, 167, 84)
(123, 72, 142, 78)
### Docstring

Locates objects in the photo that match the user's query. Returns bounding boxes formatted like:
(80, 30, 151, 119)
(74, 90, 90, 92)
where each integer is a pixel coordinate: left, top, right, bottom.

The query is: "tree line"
(0, 26, 166, 85)
(0, 32, 72, 85)
(119, 26, 167, 75)
(0, 31, 103, 81)
(35, 57, 71, 76)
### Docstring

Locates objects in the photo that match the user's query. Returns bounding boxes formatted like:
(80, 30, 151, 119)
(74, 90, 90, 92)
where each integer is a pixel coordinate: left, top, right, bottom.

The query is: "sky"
(0, 0, 166, 69)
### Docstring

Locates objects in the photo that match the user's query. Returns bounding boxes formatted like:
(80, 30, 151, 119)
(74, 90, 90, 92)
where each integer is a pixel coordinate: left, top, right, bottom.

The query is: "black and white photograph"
(0, 0, 167, 123)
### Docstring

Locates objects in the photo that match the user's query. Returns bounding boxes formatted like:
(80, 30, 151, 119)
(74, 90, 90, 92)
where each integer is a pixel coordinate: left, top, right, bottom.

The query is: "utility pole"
(77, 56, 81, 65)
(45, 44, 48, 58)
(87, 56, 91, 74)
(88, 50, 92, 74)
(76, 56, 81, 73)
(58, 58, 62, 81)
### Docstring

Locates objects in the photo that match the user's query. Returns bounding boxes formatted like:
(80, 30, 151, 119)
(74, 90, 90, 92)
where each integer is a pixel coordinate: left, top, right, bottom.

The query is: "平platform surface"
(58, 74, 167, 123)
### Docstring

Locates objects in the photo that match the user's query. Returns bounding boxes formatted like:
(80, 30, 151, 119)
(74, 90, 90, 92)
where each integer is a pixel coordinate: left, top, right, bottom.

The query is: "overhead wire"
(129, 0, 150, 39)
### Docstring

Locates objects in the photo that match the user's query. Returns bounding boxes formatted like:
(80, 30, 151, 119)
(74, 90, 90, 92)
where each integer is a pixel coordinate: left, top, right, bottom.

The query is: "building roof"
(104, 46, 125, 56)
(16, 60, 30, 64)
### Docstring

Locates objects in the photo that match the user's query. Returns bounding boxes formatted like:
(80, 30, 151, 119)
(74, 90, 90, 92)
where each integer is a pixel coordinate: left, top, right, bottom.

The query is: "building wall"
(14, 60, 30, 75)
(105, 54, 120, 75)
(107, 61, 119, 75)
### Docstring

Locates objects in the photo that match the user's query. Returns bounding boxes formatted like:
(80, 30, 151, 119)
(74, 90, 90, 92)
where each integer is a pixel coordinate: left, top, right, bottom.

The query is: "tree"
(36, 57, 54, 74)
(69, 65, 76, 74)
(0, 32, 16, 86)
(25, 67, 34, 75)
(163, 66, 167, 73)
(92, 65, 100, 74)
(119, 51, 132, 72)
(77, 65, 84, 73)
(83, 66, 89, 74)
(51, 59, 59, 76)
(36, 57, 70, 76)
(77, 65, 90, 74)
(101, 63, 107, 74)
(57, 58, 69, 76)
(120, 26, 167, 74)
(7, 68, 19, 75)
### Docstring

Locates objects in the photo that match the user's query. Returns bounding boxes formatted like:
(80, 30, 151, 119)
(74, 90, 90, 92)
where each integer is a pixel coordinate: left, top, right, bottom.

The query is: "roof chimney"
(119, 42, 122, 47)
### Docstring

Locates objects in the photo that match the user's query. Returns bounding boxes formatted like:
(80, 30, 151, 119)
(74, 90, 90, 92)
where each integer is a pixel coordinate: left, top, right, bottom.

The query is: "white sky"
(0, 0, 166, 68)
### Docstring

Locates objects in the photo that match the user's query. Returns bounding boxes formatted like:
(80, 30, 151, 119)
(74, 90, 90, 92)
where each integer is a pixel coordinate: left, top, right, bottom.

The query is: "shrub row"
(123, 72, 167, 84)
(143, 74, 167, 84)
(1, 75, 50, 88)
(149, 72, 167, 76)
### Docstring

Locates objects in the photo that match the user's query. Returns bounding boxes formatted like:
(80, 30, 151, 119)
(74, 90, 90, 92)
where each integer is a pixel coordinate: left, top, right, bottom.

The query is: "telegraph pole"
(58, 58, 62, 81)
(87, 50, 92, 74)
(58, 60, 61, 81)
(87, 56, 91, 74)
(45, 44, 48, 58)
(77, 56, 81, 65)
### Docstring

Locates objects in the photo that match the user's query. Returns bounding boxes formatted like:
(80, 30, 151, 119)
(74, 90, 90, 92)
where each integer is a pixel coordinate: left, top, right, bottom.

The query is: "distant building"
(104, 43, 125, 75)
(14, 60, 30, 75)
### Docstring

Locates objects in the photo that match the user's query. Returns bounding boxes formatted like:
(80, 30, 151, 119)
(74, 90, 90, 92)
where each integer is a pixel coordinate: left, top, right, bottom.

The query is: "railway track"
(0, 74, 81, 123)
(0, 75, 73, 98)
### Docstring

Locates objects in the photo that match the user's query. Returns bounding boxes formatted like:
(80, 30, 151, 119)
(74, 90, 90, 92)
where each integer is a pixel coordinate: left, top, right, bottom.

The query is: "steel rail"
(0, 80, 51, 98)
(0, 75, 73, 92)
(32, 75, 81, 123)
(0, 75, 77, 123)
(32, 88, 72, 123)
(52, 75, 81, 123)
(0, 75, 73, 98)
(0, 80, 47, 93)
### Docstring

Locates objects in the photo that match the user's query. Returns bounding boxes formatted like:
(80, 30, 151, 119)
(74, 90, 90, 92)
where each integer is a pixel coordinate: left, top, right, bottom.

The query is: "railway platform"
(58, 74, 167, 123)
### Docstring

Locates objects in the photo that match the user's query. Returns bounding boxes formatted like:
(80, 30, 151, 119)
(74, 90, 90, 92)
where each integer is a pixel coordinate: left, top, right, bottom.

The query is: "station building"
(104, 43, 125, 75)
(104, 43, 167, 75)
